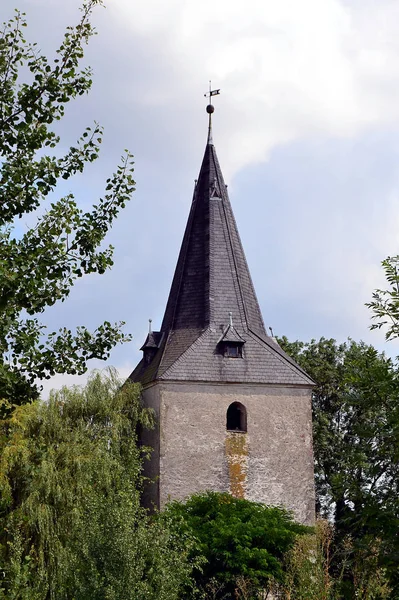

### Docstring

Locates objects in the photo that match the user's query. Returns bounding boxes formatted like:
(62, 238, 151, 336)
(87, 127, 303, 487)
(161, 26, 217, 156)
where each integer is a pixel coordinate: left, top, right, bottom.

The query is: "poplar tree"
(0, 1, 135, 403)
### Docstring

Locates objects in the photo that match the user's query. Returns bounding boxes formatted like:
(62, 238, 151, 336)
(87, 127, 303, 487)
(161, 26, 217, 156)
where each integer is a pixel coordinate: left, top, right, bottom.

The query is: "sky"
(8, 0, 399, 396)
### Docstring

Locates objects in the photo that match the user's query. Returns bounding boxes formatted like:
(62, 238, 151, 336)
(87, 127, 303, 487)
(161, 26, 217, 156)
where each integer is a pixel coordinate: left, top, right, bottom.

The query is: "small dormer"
(217, 313, 245, 358)
(140, 320, 162, 365)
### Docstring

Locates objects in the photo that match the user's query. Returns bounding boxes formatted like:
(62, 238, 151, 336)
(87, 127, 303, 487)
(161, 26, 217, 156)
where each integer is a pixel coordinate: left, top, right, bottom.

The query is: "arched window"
(226, 402, 247, 432)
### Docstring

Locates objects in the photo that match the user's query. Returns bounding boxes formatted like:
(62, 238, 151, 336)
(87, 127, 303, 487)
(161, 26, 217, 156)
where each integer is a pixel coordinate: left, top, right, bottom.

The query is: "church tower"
(130, 102, 315, 524)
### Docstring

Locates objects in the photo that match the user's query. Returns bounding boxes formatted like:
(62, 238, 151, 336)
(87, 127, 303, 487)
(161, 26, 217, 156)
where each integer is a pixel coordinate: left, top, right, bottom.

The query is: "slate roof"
(129, 124, 313, 388)
(217, 324, 246, 345)
(140, 331, 163, 350)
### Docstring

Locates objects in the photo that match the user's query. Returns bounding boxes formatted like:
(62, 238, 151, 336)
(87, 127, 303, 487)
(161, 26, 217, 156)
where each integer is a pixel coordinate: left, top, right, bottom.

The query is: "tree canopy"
(0, 1, 135, 403)
(0, 370, 195, 599)
(164, 491, 309, 598)
(279, 336, 399, 598)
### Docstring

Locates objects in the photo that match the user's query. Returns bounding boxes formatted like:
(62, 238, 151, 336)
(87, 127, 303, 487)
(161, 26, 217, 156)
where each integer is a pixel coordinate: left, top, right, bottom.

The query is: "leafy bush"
(163, 491, 310, 598)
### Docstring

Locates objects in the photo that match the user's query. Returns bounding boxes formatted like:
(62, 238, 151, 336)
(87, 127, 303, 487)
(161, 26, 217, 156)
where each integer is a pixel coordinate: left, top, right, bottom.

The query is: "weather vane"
(204, 81, 220, 144)
(204, 81, 220, 106)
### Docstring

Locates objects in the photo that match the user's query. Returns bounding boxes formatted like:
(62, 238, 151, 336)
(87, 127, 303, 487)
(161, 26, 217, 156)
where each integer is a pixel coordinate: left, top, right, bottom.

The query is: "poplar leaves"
(367, 256, 399, 341)
(0, 2, 135, 401)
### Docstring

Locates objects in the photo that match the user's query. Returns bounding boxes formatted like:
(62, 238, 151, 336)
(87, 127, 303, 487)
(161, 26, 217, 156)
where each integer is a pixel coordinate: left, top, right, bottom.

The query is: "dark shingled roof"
(140, 331, 163, 351)
(217, 324, 246, 344)
(129, 129, 313, 387)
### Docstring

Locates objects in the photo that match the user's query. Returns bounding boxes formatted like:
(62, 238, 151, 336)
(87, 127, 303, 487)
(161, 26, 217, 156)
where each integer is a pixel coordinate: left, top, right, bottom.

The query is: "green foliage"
(367, 256, 399, 340)
(0, 3, 135, 403)
(283, 519, 336, 600)
(282, 520, 392, 600)
(0, 370, 195, 599)
(279, 336, 399, 599)
(164, 491, 310, 598)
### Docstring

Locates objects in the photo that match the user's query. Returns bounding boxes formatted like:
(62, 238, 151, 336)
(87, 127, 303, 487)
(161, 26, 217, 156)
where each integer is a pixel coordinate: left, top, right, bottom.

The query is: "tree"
(367, 255, 399, 340)
(163, 491, 309, 599)
(278, 336, 399, 598)
(0, 370, 196, 599)
(0, 2, 135, 403)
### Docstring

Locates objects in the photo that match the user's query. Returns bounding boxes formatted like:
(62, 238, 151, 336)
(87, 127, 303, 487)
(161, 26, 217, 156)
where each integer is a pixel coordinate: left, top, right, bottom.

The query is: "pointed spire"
(129, 104, 314, 387)
(158, 116, 268, 371)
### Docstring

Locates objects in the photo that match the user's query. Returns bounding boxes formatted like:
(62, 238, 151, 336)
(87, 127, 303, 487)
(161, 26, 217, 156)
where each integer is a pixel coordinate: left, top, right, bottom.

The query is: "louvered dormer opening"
(223, 343, 243, 358)
(217, 318, 246, 359)
(144, 347, 157, 365)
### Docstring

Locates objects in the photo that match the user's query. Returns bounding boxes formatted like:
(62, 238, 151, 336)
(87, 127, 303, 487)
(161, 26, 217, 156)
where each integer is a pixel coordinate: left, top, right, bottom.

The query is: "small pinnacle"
(229, 311, 233, 327)
(149, 319, 152, 334)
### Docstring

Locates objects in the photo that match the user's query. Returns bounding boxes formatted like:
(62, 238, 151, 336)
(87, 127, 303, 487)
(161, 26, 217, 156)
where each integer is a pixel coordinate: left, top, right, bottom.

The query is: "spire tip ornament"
(204, 81, 220, 145)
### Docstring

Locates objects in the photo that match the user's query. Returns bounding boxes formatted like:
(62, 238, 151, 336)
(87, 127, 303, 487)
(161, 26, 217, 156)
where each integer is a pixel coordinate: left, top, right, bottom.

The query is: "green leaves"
(0, 371, 194, 599)
(5, 319, 132, 383)
(164, 491, 309, 597)
(367, 255, 399, 340)
(0, 3, 135, 403)
(279, 336, 399, 596)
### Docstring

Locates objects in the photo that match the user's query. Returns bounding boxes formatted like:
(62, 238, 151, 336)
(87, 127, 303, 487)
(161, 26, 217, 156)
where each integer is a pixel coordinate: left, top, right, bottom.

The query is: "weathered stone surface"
(141, 381, 315, 525)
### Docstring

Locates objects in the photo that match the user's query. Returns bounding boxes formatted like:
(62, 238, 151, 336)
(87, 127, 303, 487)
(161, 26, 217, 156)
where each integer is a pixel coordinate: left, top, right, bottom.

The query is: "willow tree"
(0, 370, 195, 599)
(0, 2, 135, 403)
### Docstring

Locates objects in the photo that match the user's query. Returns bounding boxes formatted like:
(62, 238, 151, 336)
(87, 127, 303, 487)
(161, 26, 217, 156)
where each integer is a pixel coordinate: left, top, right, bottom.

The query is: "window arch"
(226, 402, 247, 432)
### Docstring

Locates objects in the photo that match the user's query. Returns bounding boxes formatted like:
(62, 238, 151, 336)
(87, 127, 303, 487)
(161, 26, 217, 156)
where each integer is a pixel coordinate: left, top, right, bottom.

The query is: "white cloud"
(19, 0, 399, 176)
(11, 0, 399, 392)
(104, 0, 399, 176)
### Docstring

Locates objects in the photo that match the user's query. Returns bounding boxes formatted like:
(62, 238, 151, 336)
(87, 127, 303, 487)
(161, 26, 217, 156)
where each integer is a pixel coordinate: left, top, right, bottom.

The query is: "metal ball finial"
(206, 104, 215, 114)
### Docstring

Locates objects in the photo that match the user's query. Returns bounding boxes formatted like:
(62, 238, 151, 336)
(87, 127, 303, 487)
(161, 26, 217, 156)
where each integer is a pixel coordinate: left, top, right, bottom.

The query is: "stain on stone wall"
(225, 432, 248, 498)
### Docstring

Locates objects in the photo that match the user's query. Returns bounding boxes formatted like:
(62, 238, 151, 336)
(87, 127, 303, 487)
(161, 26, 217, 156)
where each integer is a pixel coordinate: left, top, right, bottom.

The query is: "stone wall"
(140, 380, 315, 524)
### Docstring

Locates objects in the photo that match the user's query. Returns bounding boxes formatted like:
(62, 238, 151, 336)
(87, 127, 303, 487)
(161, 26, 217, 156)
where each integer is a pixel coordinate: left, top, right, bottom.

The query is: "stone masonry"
(140, 381, 315, 524)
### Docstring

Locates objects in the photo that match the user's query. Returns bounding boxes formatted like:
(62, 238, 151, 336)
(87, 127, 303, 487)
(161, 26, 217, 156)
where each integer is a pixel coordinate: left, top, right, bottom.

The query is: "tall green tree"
(279, 337, 399, 598)
(0, 2, 135, 403)
(0, 370, 195, 599)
